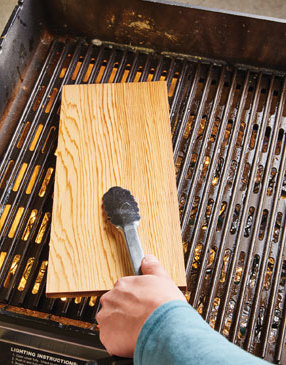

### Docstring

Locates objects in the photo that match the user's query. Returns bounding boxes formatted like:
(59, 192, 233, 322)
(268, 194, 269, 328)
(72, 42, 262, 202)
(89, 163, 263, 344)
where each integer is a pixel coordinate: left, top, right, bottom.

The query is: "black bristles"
(103, 186, 140, 227)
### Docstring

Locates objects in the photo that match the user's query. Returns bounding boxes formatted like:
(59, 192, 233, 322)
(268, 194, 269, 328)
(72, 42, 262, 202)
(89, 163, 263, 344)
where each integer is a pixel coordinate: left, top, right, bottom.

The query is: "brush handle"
(122, 223, 144, 275)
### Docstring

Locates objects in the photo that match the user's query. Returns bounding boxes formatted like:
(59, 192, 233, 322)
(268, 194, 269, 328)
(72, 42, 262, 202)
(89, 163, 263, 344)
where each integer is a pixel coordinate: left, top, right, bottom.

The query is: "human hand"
(96, 255, 186, 357)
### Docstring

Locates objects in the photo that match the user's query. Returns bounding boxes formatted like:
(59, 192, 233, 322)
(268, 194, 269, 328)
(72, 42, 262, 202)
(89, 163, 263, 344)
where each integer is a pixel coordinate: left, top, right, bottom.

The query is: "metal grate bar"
(0, 41, 59, 169)
(74, 45, 94, 84)
(192, 71, 251, 308)
(177, 65, 214, 194)
(276, 253, 286, 363)
(215, 76, 275, 333)
(0, 42, 71, 194)
(203, 73, 263, 321)
(172, 63, 200, 160)
(87, 46, 105, 84)
(177, 67, 225, 242)
(152, 56, 164, 81)
(261, 138, 286, 359)
(229, 76, 276, 342)
(0, 42, 81, 289)
(139, 54, 152, 82)
(244, 77, 286, 351)
(113, 51, 128, 83)
(125, 52, 140, 83)
(169, 61, 189, 129)
(184, 70, 238, 276)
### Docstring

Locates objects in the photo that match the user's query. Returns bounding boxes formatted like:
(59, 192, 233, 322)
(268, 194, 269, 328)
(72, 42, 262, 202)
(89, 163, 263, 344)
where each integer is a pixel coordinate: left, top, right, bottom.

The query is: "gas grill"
(0, 0, 286, 364)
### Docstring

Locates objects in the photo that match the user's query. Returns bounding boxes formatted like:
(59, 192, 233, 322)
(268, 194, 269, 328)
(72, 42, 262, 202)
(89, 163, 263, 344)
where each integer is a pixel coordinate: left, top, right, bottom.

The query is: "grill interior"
(0, 2, 286, 364)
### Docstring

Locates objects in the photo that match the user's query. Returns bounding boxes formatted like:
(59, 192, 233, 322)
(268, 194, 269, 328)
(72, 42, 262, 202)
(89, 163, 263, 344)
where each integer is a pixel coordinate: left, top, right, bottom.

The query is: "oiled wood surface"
(46, 81, 186, 297)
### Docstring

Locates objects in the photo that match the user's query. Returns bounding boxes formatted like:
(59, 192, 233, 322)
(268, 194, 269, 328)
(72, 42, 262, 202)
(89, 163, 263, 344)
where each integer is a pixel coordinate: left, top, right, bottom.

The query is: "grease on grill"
(22, 209, 38, 241)
(241, 162, 251, 191)
(281, 171, 286, 199)
(17, 122, 31, 149)
(222, 120, 233, 147)
(262, 126, 271, 153)
(234, 251, 245, 285)
(188, 196, 200, 226)
(18, 257, 35, 291)
(264, 257, 274, 291)
(186, 153, 197, 179)
(201, 155, 210, 179)
(236, 121, 246, 147)
(38, 168, 54, 197)
(212, 157, 223, 186)
(220, 249, 231, 282)
(32, 86, 46, 111)
(249, 254, 260, 288)
(253, 165, 264, 194)
(35, 212, 50, 243)
(209, 297, 220, 328)
(249, 124, 259, 150)
(45, 88, 58, 113)
(0, 252, 7, 270)
(238, 302, 251, 340)
(196, 117, 206, 140)
(267, 167, 277, 196)
(74, 297, 82, 304)
(202, 199, 213, 230)
(4, 254, 21, 288)
(258, 209, 268, 240)
(179, 193, 187, 215)
(216, 201, 227, 231)
(273, 212, 283, 243)
(209, 118, 220, 143)
(275, 129, 284, 155)
(0, 160, 15, 189)
(244, 207, 255, 237)
(227, 160, 237, 188)
(222, 299, 235, 337)
(206, 247, 216, 273)
(89, 296, 97, 306)
(230, 204, 241, 235)
(32, 260, 48, 294)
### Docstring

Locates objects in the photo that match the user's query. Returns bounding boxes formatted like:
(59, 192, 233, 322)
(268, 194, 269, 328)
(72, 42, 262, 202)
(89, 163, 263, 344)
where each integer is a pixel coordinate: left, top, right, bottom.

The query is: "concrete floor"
(1, 0, 286, 34)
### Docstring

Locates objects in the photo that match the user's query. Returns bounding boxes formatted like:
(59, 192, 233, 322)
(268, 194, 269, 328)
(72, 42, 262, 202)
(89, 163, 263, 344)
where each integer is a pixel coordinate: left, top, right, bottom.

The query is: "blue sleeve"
(134, 300, 270, 365)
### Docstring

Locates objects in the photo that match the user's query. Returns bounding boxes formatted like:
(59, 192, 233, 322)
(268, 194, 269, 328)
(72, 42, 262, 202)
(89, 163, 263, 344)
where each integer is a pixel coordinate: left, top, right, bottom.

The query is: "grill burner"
(0, 8, 286, 365)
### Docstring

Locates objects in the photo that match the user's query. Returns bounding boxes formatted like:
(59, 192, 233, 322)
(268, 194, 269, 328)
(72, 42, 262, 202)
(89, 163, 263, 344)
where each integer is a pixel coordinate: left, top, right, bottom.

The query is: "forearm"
(134, 300, 270, 365)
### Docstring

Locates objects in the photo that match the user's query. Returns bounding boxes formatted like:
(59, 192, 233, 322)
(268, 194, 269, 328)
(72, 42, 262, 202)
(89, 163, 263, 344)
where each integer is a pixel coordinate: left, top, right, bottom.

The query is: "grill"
(0, 0, 286, 364)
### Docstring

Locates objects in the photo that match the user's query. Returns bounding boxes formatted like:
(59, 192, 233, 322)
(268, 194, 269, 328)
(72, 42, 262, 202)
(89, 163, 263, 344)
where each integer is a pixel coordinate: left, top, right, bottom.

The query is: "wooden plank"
(46, 81, 186, 297)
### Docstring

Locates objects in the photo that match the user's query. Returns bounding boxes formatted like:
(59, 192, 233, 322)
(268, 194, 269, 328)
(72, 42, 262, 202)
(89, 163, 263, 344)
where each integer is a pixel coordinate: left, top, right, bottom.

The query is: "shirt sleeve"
(134, 300, 270, 365)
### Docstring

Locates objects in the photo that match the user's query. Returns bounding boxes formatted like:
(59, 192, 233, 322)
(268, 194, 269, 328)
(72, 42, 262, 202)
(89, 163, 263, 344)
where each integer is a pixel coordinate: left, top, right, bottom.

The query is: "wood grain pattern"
(46, 81, 186, 297)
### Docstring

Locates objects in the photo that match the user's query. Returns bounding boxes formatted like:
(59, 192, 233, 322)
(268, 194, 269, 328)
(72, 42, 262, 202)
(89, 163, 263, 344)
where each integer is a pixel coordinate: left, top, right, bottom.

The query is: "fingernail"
(143, 254, 158, 263)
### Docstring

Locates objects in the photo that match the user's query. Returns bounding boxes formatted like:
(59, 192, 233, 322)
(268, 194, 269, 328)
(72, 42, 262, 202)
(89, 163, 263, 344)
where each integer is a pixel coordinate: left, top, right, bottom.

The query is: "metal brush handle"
(122, 223, 144, 275)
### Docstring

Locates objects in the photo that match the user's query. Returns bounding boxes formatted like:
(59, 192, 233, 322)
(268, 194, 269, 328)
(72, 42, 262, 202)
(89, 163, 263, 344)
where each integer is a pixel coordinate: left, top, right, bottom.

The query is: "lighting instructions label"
(0, 341, 87, 365)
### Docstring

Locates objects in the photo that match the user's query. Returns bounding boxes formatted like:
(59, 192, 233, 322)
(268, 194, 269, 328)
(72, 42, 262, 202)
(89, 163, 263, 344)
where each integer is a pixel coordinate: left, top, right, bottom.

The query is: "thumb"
(141, 255, 169, 277)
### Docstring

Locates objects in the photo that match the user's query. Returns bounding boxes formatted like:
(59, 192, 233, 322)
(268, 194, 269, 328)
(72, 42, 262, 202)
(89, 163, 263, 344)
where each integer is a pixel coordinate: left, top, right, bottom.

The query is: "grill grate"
(0, 39, 285, 363)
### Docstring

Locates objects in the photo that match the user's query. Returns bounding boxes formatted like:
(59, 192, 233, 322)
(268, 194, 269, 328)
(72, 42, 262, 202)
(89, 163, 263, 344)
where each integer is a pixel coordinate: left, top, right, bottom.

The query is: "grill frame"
(0, 1, 286, 364)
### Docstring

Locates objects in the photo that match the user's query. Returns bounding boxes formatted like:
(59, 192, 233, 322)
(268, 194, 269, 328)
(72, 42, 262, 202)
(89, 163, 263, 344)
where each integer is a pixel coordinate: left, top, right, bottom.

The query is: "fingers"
(141, 255, 169, 278)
